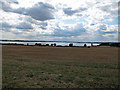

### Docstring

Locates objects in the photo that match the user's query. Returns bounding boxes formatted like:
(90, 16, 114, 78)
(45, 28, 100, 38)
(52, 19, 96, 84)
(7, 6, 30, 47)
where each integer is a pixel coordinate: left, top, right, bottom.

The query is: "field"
(2, 45, 119, 88)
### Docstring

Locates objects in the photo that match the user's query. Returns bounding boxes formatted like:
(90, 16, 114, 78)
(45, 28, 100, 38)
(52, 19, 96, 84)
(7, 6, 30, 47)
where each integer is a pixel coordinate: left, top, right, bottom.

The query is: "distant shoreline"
(0, 39, 119, 43)
(1, 44, 119, 48)
(0, 40, 120, 47)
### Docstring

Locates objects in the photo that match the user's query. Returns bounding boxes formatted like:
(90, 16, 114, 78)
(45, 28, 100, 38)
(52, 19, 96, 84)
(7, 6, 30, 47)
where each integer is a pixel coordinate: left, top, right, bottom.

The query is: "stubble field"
(2, 45, 119, 88)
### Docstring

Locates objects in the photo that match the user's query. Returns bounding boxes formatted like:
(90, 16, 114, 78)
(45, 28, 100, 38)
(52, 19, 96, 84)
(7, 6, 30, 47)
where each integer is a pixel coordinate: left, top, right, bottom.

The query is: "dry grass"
(2, 45, 119, 88)
(2, 45, 118, 63)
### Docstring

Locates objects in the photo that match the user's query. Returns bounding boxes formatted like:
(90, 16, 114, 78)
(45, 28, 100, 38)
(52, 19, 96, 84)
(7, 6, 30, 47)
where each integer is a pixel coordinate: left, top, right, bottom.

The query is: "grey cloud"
(24, 16, 48, 26)
(90, 24, 95, 26)
(25, 2, 55, 21)
(63, 7, 87, 16)
(37, 22, 48, 30)
(40, 22, 48, 26)
(1, 2, 11, 12)
(16, 22, 33, 29)
(1, 22, 12, 32)
(2, 22, 12, 28)
(98, 29, 117, 35)
(97, 24, 117, 35)
(37, 2, 54, 9)
(52, 23, 86, 37)
(76, 14, 83, 17)
(13, 8, 26, 14)
(1, 22, 33, 30)
(1, 0, 18, 11)
(100, 5, 110, 12)
(119, 2, 120, 16)
(5, 0, 19, 4)
(99, 25, 107, 30)
(24, 17, 37, 24)
(53, 28, 86, 37)
(98, 2, 118, 16)
(40, 27, 46, 30)
(63, 8, 79, 16)
(34, 23, 87, 37)
(1, 22, 34, 37)
(23, 16, 48, 30)
(1, 0, 18, 4)
(79, 8, 87, 11)
(2, 1, 55, 21)
(103, 31, 117, 34)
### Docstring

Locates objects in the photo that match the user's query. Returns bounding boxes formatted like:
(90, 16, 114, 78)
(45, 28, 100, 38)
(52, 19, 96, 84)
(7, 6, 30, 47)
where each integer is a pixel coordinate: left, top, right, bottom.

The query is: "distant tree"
(27, 43, 29, 46)
(91, 43, 93, 47)
(69, 43, 73, 47)
(87, 46, 90, 48)
(46, 44, 49, 46)
(38, 43, 41, 46)
(35, 43, 37, 45)
(54, 43, 56, 46)
(84, 44, 87, 47)
(51, 44, 53, 46)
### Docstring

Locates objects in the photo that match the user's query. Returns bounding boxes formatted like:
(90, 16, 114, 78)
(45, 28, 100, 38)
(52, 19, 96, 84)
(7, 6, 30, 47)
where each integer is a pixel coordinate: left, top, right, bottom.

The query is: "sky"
(0, 0, 119, 42)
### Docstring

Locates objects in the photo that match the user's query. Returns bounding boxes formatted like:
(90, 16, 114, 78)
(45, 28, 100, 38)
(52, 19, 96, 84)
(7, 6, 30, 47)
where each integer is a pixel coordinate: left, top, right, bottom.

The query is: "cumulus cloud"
(0, 0, 18, 11)
(1, 1, 55, 21)
(1, 0, 118, 41)
(63, 8, 79, 16)
(94, 24, 118, 41)
(63, 7, 87, 16)
(1, 22, 33, 30)
(5, 0, 19, 4)
(53, 28, 86, 37)
(25, 2, 55, 21)
(52, 23, 86, 37)
(99, 24, 107, 30)
(97, 1, 118, 17)
(15, 22, 33, 29)
(1, 22, 12, 29)
(98, 30, 117, 35)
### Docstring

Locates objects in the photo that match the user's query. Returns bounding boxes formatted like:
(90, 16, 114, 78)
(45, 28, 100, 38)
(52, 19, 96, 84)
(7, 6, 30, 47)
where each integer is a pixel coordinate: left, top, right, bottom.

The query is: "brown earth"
(2, 45, 118, 64)
(2, 45, 119, 88)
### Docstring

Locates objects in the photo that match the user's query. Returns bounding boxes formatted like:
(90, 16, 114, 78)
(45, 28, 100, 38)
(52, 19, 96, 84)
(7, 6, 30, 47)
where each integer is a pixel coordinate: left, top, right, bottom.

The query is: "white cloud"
(1, 0, 119, 41)
(1, 1, 55, 21)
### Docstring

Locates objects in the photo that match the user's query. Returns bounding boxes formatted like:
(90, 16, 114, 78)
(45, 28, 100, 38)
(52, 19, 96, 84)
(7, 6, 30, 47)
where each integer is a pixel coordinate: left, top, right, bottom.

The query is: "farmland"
(2, 45, 119, 88)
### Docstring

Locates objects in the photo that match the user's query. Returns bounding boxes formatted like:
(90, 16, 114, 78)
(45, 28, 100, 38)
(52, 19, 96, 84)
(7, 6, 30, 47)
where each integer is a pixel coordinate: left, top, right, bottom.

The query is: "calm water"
(0, 41, 100, 46)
